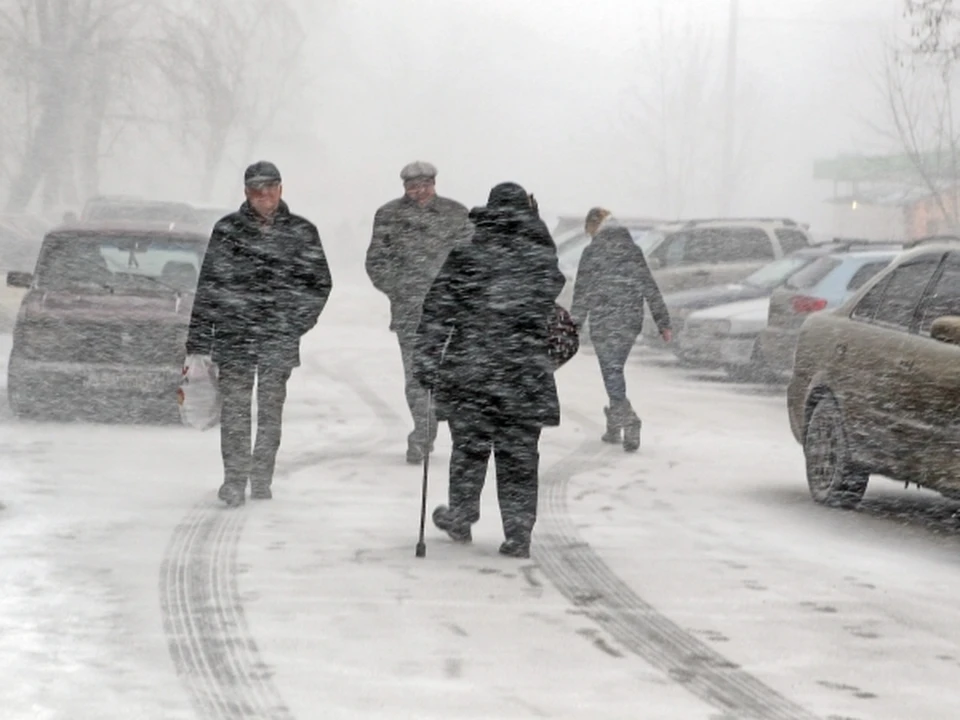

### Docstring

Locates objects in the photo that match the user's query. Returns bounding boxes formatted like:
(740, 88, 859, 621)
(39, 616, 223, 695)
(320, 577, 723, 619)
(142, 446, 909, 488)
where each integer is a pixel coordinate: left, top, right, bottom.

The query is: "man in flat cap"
(186, 160, 333, 507)
(366, 161, 472, 464)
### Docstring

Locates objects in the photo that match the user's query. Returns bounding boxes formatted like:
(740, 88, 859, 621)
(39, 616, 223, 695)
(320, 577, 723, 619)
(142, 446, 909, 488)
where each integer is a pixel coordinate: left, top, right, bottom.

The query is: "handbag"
(547, 303, 579, 369)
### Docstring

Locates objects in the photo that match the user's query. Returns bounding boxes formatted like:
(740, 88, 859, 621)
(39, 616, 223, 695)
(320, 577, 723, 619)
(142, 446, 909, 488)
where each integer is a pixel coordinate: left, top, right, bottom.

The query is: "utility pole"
(720, 0, 739, 216)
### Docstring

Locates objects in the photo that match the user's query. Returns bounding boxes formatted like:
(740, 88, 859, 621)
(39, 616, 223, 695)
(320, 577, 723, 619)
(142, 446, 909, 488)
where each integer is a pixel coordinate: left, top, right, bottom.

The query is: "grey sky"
(279, 0, 903, 237)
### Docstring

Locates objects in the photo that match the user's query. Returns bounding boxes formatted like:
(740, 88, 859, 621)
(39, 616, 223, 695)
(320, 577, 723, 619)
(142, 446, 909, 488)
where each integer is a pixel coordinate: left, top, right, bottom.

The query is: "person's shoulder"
(434, 196, 469, 214)
(376, 197, 407, 215)
(285, 211, 319, 234)
(210, 211, 244, 240)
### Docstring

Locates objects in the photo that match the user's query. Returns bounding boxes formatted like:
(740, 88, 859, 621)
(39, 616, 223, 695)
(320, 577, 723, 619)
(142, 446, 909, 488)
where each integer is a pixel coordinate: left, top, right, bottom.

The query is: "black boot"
(250, 483, 272, 500)
(601, 406, 621, 444)
(498, 538, 531, 559)
(218, 482, 246, 508)
(613, 400, 641, 453)
(432, 505, 472, 543)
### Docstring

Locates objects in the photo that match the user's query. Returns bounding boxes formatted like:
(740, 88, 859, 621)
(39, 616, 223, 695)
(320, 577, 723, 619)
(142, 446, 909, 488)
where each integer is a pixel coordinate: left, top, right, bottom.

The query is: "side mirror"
(6, 271, 33, 289)
(930, 316, 960, 346)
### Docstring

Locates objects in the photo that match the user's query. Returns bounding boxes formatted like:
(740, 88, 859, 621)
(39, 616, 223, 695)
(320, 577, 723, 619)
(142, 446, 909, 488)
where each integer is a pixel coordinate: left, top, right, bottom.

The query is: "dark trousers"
(594, 330, 639, 404)
(219, 362, 292, 489)
(448, 409, 542, 541)
(397, 327, 437, 448)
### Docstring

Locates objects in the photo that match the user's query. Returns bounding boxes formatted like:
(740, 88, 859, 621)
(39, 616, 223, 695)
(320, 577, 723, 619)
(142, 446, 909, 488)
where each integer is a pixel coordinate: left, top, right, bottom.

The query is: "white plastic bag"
(177, 354, 221, 430)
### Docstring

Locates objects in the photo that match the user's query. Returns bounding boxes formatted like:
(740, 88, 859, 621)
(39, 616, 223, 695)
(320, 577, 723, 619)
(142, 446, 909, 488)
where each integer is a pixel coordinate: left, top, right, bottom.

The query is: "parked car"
(189, 205, 234, 234)
(663, 241, 865, 351)
(0, 222, 44, 331)
(80, 195, 199, 226)
(759, 243, 902, 377)
(643, 217, 812, 295)
(676, 297, 772, 380)
(6, 222, 208, 422)
(787, 238, 960, 507)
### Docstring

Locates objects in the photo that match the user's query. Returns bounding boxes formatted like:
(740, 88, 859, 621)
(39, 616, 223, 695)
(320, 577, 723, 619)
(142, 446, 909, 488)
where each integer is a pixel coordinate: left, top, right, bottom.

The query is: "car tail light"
(790, 295, 828, 314)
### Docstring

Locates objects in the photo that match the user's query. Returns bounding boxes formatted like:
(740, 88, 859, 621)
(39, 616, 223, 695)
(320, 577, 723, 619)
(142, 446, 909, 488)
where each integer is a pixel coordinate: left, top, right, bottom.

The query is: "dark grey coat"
(186, 201, 332, 367)
(365, 194, 473, 333)
(414, 183, 565, 427)
(570, 221, 671, 341)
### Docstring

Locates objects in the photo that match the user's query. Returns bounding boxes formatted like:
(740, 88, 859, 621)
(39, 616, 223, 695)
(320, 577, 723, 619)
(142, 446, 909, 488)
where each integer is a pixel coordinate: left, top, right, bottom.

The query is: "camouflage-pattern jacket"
(365, 194, 472, 333)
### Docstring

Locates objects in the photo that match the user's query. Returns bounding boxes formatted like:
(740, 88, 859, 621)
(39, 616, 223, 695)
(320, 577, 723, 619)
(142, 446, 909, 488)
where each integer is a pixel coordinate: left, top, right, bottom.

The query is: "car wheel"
(803, 396, 868, 508)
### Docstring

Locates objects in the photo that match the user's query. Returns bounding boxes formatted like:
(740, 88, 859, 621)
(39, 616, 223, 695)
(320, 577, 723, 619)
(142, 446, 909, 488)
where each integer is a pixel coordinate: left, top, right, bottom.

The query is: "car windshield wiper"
(101, 253, 187, 296)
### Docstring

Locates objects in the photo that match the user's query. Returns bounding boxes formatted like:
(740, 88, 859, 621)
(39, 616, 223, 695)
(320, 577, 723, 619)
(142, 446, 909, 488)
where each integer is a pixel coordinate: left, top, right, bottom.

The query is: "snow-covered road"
(3, 279, 960, 720)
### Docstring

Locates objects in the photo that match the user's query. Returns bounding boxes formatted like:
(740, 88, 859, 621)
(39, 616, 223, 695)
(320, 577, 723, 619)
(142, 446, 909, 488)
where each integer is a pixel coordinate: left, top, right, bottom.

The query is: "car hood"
(20, 289, 194, 324)
(665, 283, 767, 311)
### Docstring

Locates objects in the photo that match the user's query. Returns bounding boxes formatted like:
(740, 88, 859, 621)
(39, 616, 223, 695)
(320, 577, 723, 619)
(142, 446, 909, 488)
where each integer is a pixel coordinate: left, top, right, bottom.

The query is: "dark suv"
(6, 223, 208, 421)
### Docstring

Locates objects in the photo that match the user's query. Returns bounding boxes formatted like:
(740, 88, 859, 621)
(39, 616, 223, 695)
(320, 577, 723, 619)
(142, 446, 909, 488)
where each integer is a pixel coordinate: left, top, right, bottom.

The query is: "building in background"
(815, 153, 960, 241)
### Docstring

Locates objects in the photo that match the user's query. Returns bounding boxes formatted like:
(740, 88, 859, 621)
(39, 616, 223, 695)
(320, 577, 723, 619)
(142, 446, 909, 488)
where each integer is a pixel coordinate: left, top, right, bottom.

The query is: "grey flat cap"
(400, 161, 437, 182)
(245, 160, 282, 188)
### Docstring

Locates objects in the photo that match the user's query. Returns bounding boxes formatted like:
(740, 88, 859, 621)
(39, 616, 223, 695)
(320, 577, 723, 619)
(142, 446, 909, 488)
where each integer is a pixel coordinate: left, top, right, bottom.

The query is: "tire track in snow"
(534, 437, 821, 720)
(161, 503, 295, 719)
(160, 359, 400, 719)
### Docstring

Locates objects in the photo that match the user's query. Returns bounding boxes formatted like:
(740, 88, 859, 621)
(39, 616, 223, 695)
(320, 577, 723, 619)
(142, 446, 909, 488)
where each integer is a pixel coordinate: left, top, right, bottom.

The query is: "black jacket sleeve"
(185, 225, 225, 356)
(633, 245, 671, 333)
(414, 249, 463, 389)
(291, 223, 333, 336)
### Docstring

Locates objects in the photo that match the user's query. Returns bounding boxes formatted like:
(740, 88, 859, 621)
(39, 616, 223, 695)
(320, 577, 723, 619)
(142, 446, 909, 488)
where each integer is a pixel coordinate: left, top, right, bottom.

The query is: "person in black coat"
(185, 161, 333, 507)
(414, 182, 564, 558)
(570, 207, 671, 452)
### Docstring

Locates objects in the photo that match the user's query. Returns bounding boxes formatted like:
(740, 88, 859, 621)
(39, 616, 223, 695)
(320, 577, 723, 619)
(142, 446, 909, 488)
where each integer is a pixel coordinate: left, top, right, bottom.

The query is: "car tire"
(803, 395, 868, 508)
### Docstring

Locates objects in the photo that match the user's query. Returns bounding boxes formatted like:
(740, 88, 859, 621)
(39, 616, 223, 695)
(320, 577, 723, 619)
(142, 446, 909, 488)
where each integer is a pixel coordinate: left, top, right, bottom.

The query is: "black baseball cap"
(244, 161, 282, 188)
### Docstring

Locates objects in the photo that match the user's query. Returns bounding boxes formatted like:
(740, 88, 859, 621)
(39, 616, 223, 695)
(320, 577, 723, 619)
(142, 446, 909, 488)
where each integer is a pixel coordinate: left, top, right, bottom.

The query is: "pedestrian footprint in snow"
(184, 161, 333, 507)
(365, 161, 473, 464)
(570, 207, 672, 451)
(413, 182, 565, 558)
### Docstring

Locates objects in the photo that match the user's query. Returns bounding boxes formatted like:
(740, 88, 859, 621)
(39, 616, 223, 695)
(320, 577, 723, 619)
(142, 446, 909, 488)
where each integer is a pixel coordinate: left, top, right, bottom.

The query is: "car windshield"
(784, 256, 842, 290)
(35, 234, 205, 293)
(743, 255, 813, 290)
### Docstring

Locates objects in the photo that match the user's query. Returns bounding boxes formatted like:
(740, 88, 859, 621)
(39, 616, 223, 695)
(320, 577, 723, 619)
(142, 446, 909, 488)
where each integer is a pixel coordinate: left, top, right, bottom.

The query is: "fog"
(0, 0, 905, 249)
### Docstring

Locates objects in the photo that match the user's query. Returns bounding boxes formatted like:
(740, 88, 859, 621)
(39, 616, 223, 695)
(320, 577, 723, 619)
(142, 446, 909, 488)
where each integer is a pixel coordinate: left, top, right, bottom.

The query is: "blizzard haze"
(0, 0, 904, 245)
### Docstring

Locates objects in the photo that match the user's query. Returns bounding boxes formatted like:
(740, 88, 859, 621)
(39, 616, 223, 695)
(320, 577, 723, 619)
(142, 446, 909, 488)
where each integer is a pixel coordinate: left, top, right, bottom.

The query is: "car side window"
(683, 232, 721, 264)
(651, 232, 687, 268)
(868, 259, 940, 330)
(775, 229, 810, 255)
(851, 275, 890, 322)
(847, 262, 890, 292)
(918, 255, 960, 334)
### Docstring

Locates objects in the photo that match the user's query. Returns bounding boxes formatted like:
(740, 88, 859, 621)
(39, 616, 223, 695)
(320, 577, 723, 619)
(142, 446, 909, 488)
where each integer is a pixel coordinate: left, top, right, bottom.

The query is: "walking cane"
(415, 389, 432, 558)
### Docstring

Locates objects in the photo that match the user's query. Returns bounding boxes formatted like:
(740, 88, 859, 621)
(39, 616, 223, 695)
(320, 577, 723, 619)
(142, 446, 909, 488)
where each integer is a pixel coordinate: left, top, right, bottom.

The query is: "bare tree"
(153, 0, 309, 202)
(623, 8, 758, 218)
(0, 0, 149, 213)
(906, 0, 960, 58)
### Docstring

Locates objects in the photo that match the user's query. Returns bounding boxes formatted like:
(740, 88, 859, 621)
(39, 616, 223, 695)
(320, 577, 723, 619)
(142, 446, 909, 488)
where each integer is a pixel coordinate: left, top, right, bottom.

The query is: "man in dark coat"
(185, 161, 333, 507)
(366, 161, 472, 464)
(414, 182, 564, 558)
(571, 207, 671, 452)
